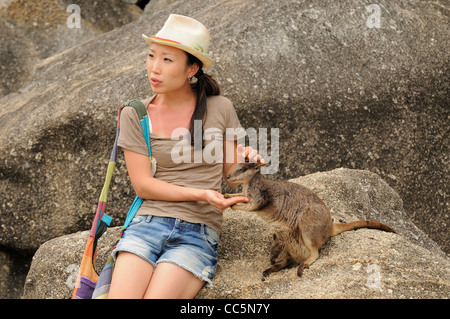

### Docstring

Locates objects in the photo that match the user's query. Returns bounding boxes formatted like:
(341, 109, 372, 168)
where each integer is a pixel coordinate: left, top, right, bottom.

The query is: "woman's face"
(146, 43, 198, 94)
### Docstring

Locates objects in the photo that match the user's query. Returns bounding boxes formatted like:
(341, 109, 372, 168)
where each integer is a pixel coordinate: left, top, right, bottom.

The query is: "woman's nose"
(147, 59, 161, 74)
(151, 62, 161, 74)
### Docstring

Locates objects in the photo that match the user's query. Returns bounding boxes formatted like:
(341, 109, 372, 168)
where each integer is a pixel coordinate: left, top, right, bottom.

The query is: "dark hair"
(186, 53, 220, 150)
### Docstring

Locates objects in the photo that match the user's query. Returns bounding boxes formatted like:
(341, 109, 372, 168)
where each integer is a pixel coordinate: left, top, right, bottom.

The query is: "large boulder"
(0, 0, 144, 253)
(0, 0, 143, 299)
(0, 0, 448, 257)
(0, 0, 143, 96)
(1, 0, 449, 300)
(22, 169, 449, 299)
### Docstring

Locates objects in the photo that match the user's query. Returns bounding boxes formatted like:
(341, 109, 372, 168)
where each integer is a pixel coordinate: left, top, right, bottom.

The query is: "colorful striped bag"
(72, 99, 152, 299)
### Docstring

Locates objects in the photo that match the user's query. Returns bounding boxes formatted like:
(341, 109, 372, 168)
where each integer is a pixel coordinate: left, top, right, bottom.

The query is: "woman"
(108, 14, 263, 299)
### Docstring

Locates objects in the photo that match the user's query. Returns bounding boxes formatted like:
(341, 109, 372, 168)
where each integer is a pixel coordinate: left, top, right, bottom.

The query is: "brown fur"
(224, 162, 395, 280)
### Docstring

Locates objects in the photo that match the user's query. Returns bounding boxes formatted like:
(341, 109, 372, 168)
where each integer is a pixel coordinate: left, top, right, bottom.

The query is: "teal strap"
(140, 116, 152, 157)
(123, 197, 144, 229)
(101, 214, 112, 226)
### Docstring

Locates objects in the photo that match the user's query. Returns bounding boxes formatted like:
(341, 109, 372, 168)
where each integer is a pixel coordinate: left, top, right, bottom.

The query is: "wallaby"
(224, 162, 395, 280)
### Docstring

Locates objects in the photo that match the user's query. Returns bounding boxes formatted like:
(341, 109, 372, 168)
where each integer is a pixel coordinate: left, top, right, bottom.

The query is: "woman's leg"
(143, 262, 205, 299)
(108, 252, 154, 299)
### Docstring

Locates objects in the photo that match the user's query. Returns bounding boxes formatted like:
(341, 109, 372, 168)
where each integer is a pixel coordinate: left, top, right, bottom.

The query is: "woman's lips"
(151, 78, 162, 86)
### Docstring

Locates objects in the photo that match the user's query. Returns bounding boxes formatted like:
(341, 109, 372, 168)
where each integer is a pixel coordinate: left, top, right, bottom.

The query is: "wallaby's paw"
(224, 193, 245, 199)
(297, 263, 309, 277)
(261, 267, 274, 281)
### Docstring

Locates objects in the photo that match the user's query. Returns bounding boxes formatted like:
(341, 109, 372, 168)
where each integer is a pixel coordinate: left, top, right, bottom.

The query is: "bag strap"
(92, 99, 151, 247)
(119, 99, 152, 229)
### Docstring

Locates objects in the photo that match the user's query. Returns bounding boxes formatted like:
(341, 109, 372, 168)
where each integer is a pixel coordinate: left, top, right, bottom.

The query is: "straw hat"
(142, 14, 214, 68)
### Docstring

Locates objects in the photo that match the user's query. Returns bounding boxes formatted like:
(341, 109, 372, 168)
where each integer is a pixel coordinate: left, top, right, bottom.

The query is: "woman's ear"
(188, 63, 200, 79)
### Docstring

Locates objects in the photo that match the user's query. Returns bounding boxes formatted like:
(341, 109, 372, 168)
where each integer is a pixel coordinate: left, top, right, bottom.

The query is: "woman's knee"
(108, 252, 154, 299)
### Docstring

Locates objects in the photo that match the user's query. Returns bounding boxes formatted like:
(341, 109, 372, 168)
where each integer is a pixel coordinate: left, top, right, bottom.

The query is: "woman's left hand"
(203, 189, 248, 211)
(237, 144, 265, 163)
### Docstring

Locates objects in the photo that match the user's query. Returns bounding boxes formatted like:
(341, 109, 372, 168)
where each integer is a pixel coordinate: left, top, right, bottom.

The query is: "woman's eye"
(164, 58, 173, 62)
(148, 54, 154, 58)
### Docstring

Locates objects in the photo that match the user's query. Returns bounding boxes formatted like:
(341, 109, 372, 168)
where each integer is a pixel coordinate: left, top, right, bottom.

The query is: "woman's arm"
(124, 148, 204, 201)
(124, 148, 247, 210)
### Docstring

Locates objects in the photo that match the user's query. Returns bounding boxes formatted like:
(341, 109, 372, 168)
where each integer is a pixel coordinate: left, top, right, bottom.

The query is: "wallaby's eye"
(238, 168, 247, 173)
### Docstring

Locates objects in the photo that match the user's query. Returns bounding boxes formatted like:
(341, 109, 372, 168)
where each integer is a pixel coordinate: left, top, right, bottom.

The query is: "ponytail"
(186, 53, 220, 150)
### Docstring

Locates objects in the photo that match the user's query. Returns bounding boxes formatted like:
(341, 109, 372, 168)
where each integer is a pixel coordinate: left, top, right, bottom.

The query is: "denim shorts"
(112, 215, 220, 287)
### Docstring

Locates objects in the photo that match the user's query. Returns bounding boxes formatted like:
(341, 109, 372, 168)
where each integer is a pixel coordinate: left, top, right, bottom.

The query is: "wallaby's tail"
(331, 220, 396, 237)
